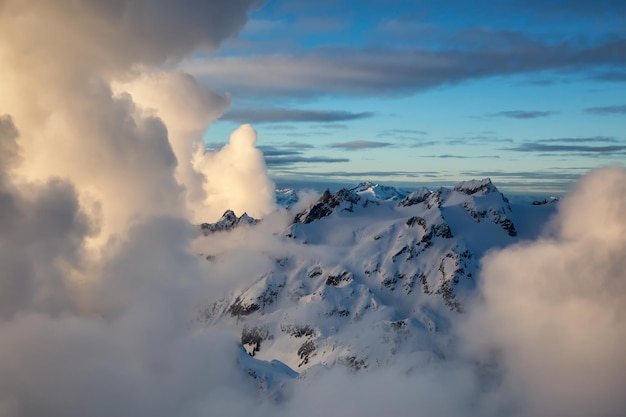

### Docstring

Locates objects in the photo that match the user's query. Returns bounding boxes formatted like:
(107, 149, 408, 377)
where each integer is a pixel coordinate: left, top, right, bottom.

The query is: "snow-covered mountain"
(198, 179, 558, 393)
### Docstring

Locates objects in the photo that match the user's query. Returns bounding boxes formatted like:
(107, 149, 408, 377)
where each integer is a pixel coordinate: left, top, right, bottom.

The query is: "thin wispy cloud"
(592, 71, 626, 82)
(486, 110, 558, 119)
(265, 156, 349, 166)
(316, 123, 349, 129)
(584, 105, 626, 115)
(508, 143, 626, 154)
(221, 109, 374, 123)
(264, 125, 298, 131)
(376, 128, 429, 139)
(537, 136, 619, 143)
(280, 141, 315, 149)
(329, 140, 392, 150)
(426, 154, 501, 159)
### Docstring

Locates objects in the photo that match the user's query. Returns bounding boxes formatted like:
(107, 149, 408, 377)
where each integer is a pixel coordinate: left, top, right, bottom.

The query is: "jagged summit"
(200, 210, 258, 234)
(398, 187, 432, 207)
(349, 181, 408, 201)
(292, 188, 361, 224)
(453, 178, 499, 195)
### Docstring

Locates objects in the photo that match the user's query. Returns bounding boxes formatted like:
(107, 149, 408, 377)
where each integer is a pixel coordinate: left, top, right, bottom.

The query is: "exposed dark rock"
(432, 223, 453, 238)
(406, 216, 427, 229)
(293, 188, 361, 224)
(398, 188, 431, 207)
(325, 271, 353, 286)
(281, 324, 316, 338)
(340, 356, 367, 371)
(241, 325, 272, 356)
(200, 210, 258, 234)
(228, 297, 260, 317)
(453, 178, 498, 195)
(297, 340, 316, 366)
(327, 308, 350, 318)
(307, 265, 323, 278)
(499, 217, 517, 237)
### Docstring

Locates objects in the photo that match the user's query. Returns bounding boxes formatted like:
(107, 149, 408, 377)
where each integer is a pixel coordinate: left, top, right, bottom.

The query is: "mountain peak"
(350, 182, 408, 201)
(453, 178, 498, 195)
(293, 188, 361, 224)
(200, 210, 258, 234)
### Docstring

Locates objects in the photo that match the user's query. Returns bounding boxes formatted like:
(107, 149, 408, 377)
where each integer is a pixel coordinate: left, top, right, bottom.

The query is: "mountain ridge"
(199, 178, 558, 393)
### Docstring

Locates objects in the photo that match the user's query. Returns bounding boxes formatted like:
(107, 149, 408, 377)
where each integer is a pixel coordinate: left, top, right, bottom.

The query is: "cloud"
(446, 135, 515, 145)
(186, 35, 626, 97)
(507, 142, 626, 154)
(0, 0, 262, 237)
(460, 170, 583, 181)
(462, 167, 626, 417)
(486, 110, 558, 119)
(536, 136, 619, 143)
(193, 124, 277, 221)
(426, 154, 500, 159)
(329, 140, 391, 150)
(316, 123, 349, 129)
(265, 156, 350, 166)
(377, 128, 428, 138)
(257, 143, 349, 167)
(263, 125, 298, 131)
(280, 141, 315, 149)
(592, 71, 626, 82)
(221, 108, 374, 124)
(584, 104, 626, 115)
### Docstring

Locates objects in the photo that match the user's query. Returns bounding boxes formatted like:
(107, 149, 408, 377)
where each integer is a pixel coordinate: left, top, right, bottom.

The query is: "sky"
(185, 0, 626, 195)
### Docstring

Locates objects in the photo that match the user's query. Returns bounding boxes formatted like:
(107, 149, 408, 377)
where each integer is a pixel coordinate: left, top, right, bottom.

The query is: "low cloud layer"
(462, 167, 626, 417)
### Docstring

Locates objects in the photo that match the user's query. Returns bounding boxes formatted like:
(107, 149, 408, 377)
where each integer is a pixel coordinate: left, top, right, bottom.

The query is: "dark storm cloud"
(584, 105, 626, 115)
(221, 108, 374, 123)
(329, 140, 391, 150)
(487, 110, 558, 119)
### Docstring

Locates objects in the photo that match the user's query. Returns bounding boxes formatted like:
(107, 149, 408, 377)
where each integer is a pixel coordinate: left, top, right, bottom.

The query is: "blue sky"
(185, 0, 626, 195)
